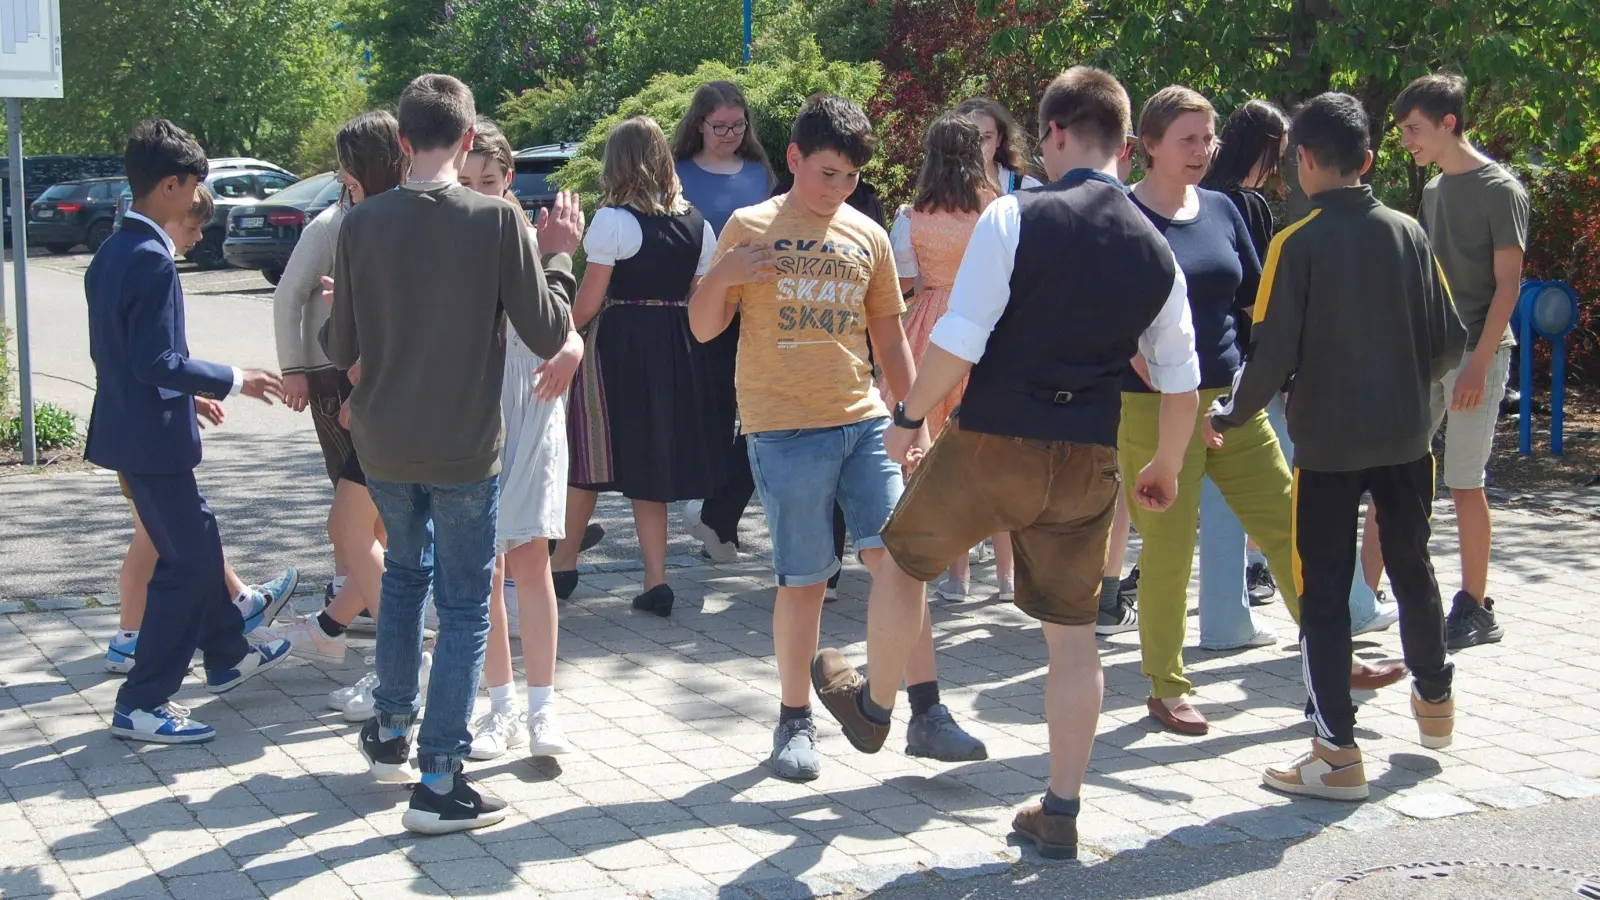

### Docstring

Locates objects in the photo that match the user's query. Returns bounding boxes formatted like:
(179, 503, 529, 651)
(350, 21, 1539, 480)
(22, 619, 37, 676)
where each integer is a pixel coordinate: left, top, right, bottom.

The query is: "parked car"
(26, 177, 128, 253)
(173, 167, 299, 270)
(0, 154, 122, 241)
(222, 172, 340, 284)
(512, 144, 576, 219)
(115, 156, 297, 233)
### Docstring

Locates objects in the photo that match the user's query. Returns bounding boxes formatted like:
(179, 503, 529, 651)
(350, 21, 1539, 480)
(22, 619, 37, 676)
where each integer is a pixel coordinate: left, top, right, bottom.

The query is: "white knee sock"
(527, 685, 554, 713)
(488, 683, 517, 714)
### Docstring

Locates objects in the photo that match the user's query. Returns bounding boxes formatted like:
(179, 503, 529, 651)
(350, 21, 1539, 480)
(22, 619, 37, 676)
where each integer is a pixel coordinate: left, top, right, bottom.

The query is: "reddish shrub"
(1521, 145, 1600, 386)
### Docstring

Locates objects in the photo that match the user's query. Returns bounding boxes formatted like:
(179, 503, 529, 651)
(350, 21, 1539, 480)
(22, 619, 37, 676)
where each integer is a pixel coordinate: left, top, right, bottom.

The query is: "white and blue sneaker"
(206, 638, 293, 694)
(105, 635, 137, 675)
(111, 702, 215, 744)
(242, 568, 299, 634)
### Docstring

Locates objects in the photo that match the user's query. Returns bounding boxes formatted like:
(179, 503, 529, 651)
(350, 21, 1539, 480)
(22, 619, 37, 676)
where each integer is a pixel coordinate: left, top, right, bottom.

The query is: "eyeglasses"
(708, 121, 748, 137)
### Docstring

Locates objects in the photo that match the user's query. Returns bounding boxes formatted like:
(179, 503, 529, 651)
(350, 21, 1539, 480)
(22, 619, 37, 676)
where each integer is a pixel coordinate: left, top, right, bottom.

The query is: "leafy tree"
(343, 0, 441, 105)
(23, 0, 362, 162)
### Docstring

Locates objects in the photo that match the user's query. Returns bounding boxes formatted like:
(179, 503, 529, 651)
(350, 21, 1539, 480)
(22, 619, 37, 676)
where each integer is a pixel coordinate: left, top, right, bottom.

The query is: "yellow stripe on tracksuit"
(1253, 209, 1321, 324)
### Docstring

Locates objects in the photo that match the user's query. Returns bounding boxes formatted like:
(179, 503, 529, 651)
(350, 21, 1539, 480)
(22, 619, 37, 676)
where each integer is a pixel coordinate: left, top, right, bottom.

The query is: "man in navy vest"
(811, 68, 1201, 859)
(86, 118, 293, 744)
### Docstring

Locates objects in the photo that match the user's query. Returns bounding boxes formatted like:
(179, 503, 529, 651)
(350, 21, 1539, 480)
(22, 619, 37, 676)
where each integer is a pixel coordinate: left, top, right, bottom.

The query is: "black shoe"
(549, 523, 606, 557)
(1247, 563, 1277, 606)
(553, 570, 579, 600)
(632, 584, 674, 617)
(1119, 566, 1139, 601)
(400, 771, 508, 835)
(359, 719, 415, 783)
(1445, 591, 1503, 650)
(1096, 595, 1138, 636)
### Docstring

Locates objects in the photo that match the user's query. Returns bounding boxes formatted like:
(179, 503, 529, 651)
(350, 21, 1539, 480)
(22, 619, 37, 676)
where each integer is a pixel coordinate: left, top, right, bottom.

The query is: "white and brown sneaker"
(1412, 687, 1455, 749)
(1263, 738, 1368, 801)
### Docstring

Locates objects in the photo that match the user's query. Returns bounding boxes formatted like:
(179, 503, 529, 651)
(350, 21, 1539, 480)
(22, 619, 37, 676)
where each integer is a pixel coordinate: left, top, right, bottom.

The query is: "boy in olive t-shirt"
(688, 95, 985, 782)
(1395, 73, 1530, 652)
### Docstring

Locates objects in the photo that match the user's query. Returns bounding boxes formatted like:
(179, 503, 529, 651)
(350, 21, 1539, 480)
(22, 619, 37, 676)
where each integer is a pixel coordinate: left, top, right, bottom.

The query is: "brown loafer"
(1012, 802, 1078, 859)
(1351, 659, 1407, 691)
(810, 648, 888, 753)
(1147, 696, 1209, 735)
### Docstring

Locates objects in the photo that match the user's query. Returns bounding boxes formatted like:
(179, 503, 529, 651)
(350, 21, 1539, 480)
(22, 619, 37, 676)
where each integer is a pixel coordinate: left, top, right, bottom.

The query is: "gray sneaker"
(770, 717, 822, 782)
(906, 704, 988, 762)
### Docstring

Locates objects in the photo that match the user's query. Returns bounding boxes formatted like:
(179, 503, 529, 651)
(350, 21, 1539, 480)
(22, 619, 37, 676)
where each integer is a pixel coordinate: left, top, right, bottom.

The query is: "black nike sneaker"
(401, 771, 509, 835)
(359, 718, 415, 784)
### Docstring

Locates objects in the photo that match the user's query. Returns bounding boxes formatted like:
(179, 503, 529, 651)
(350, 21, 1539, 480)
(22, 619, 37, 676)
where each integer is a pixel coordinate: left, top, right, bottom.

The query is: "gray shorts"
(1430, 346, 1512, 490)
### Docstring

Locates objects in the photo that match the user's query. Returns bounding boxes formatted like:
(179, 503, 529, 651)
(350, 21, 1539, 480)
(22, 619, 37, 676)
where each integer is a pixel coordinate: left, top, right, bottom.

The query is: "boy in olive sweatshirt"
(1208, 93, 1466, 802)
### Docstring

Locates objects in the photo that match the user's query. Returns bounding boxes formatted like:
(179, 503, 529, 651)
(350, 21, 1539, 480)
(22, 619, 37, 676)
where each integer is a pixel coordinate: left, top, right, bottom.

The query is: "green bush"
(498, 78, 621, 150)
(554, 37, 882, 202)
(1, 402, 77, 452)
(0, 324, 12, 416)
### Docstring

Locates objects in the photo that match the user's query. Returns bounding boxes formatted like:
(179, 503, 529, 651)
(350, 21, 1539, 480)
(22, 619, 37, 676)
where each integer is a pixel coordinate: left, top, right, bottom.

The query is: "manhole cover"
(1315, 861, 1600, 899)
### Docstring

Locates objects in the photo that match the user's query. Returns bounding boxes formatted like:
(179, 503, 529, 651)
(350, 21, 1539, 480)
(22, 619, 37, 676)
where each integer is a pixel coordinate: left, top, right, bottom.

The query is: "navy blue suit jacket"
(84, 217, 235, 474)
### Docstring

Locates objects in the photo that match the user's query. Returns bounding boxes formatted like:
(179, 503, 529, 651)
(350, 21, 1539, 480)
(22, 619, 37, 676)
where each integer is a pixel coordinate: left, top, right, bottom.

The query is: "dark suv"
(512, 144, 576, 219)
(27, 177, 128, 253)
(0, 154, 123, 241)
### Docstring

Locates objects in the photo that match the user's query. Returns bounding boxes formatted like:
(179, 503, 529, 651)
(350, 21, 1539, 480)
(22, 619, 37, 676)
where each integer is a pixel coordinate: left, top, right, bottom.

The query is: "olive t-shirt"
(713, 195, 906, 434)
(1419, 161, 1530, 351)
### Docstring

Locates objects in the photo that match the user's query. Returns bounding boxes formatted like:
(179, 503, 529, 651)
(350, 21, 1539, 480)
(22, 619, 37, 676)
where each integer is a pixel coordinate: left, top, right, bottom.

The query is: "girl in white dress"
(461, 119, 584, 759)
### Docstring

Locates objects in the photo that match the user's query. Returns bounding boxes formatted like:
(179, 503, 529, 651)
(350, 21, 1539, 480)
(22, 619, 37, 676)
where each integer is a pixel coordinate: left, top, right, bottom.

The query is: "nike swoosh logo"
(453, 799, 476, 809)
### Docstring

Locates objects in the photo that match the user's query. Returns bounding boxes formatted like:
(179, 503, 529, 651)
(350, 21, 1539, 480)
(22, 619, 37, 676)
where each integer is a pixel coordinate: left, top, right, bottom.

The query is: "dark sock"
(1041, 790, 1081, 818)
(779, 703, 811, 724)
(316, 612, 347, 638)
(857, 681, 892, 725)
(1099, 576, 1119, 612)
(907, 681, 940, 718)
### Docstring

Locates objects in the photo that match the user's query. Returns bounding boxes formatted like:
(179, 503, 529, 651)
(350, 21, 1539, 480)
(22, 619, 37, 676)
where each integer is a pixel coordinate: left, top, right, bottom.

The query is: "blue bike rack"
(1514, 279, 1580, 456)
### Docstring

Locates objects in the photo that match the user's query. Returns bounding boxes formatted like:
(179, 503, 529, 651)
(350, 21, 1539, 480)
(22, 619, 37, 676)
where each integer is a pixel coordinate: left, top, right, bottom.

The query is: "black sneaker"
(1445, 591, 1503, 650)
(400, 771, 508, 835)
(1096, 594, 1138, 636)
(632, 584, 674, 617)
(359, 719, 416, 783)
(1247, 563, 1277, 606)
(1119, 566, 1139, 601)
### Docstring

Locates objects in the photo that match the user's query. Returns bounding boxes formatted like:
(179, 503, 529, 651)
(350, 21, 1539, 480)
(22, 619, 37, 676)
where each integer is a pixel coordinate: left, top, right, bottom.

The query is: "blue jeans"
(367, 476, 499, 776)
(747, 418, 902, 587)
(1197, 395, 1382, 645)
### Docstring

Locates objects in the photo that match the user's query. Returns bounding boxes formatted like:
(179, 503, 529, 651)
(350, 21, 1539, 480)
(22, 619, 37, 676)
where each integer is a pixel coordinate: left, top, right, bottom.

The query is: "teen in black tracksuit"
(1210, 94, 1467, 801)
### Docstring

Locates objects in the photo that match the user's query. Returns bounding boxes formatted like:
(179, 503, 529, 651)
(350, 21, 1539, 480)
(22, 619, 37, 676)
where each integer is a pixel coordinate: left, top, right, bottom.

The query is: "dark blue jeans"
(366, 476, 499, 776)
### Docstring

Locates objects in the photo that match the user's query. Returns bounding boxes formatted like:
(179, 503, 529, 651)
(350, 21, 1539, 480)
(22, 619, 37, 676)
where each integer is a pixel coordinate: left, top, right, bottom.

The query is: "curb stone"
(1387, 792, 1479, 820)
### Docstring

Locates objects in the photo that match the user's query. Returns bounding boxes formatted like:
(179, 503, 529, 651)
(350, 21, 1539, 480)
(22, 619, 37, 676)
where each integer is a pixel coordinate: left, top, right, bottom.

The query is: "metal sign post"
(0, 0, 63, 465)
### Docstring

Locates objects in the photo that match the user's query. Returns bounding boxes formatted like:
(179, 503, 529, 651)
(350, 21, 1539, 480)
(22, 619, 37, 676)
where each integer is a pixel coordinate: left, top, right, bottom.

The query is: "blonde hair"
(187, 182, 214, 223)
(600, 116, 685, 216)
(1138, 85, 1214, 166)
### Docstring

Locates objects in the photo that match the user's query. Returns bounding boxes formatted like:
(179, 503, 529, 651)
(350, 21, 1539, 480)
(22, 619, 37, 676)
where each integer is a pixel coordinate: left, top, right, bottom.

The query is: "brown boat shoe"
(810, 648, 888, 753)
(1012, 802, 1078, 860)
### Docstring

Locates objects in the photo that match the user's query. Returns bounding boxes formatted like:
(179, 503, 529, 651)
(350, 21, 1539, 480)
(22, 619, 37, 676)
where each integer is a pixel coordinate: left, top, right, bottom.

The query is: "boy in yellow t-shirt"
(688, 95, 985, 782)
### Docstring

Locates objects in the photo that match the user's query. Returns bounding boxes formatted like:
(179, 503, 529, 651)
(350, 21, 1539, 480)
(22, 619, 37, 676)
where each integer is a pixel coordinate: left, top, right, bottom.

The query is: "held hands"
(534, 331, 584, 402)
(195, 397, 226, 429)
(321, 275, 335, 305)
(1451, 354, 1490, 412)
(239, 369, 284, 405)
(281, 373, 310, 413)
(535, 190, 585, 258)
(1201, 416, 1224, 449)
(713, 239, 778, 285)
(1133, 458, 1179, 512)
(885, 422, 932, 469)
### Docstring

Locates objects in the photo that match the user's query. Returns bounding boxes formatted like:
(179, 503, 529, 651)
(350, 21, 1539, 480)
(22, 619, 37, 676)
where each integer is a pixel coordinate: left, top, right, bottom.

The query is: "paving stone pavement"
(3, 501, 1600, 899)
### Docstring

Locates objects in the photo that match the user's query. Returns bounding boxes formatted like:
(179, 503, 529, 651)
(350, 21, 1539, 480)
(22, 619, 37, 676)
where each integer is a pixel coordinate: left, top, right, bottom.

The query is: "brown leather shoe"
(810, 648, 888, 753)
(1147, 696, 1209, 735)
(1012, 803, 1078, 859)
(1351, 659, 1407, 691)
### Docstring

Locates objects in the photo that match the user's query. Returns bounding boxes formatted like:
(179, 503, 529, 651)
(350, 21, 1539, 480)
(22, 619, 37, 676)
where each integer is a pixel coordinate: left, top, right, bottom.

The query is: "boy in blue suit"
(86, 119, 295, 744)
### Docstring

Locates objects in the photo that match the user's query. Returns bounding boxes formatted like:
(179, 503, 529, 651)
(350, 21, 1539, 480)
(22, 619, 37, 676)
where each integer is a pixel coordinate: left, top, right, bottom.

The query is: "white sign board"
(0, 0, 60, 99)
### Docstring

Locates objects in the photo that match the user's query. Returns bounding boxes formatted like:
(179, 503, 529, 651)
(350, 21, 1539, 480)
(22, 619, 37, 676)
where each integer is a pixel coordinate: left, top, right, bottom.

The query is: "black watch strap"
(893, 401, 925, 430)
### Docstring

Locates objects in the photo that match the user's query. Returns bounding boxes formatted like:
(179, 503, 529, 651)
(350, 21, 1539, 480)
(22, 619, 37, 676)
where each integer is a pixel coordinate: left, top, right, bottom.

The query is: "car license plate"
(239, 216, 265, 229)
(35, 209, 52, 218)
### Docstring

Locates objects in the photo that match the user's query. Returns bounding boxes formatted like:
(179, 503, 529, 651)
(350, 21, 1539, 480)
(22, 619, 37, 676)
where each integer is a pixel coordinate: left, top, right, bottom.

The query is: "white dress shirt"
(928, 193, 1202, 394)
(122, 209, 243, 397)
(583, 206, 717, 275)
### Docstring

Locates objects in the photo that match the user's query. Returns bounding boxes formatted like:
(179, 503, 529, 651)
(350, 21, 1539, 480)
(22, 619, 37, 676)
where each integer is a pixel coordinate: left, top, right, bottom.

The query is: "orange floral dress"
(879, 203, 987, 438)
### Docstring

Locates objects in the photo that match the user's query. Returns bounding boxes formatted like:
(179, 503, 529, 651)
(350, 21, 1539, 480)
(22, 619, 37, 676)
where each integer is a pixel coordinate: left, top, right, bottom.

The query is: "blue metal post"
(744, 0, 752, 63)
(1551, 339, 1566, 457)
(1519, 288, 1534, 456)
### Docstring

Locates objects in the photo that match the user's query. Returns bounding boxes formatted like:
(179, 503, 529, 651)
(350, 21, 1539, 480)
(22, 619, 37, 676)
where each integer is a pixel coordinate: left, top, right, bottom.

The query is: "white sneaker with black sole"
(359, 718, 417, 783)
(401, 772, 508, 835)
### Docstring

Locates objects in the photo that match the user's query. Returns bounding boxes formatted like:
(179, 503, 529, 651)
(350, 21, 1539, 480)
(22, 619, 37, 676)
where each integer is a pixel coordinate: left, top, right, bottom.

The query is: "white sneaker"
(342, 649, 432, 722)
(935, 578, 968, 602)
(996, 577, 1015, 601)
(469, 709, 527, 760)
(329, 667, 377, 711)
(1353, 601, 1401, 636)
(258, 613, 347, 665)
(1200, 624, 1279, 651)
(526, 705, 573, 757)
(685, 500, 739, 563)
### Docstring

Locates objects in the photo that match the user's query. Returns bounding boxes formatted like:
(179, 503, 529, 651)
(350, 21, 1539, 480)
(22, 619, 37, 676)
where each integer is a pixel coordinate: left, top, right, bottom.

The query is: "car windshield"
(312, 177, 345, 206)
(263, 172, 332, 206)
(511, 171, 552, 199)
(39, 183, 79, 201)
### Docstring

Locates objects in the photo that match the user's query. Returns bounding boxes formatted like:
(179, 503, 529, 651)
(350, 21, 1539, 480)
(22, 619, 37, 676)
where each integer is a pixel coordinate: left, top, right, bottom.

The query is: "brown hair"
(336, 110, 406, 198)
(601, 116, 685, 216)
(186, 182, 214, 223)
(1138, 85, 1215, 166)
(953, 97, 1027, 176)
(671, 81, 773, 181)
(1038, 66, 1131, 157)
(912, 113, 991, 215)
(1394, 73, 1467, 135)
(398, 73, 475, 152)
(469, 116, 516, 199)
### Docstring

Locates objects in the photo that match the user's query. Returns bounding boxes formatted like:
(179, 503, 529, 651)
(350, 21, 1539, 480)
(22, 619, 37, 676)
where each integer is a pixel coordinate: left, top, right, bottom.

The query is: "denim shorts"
(747, 417, 902, 587)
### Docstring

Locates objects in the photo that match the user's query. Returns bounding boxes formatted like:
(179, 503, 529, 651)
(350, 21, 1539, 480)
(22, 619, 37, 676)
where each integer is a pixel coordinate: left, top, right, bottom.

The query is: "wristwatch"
(893, 401, 925, 430)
